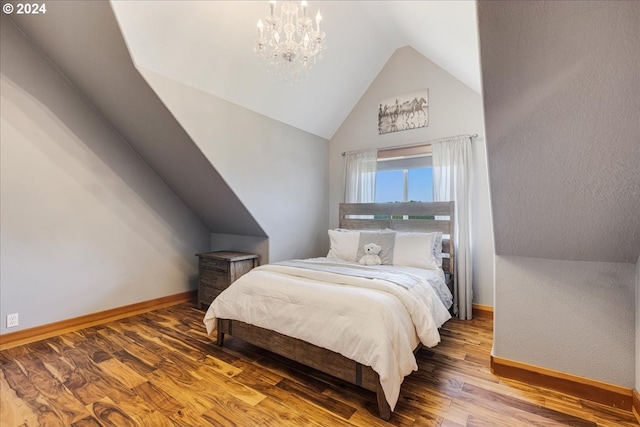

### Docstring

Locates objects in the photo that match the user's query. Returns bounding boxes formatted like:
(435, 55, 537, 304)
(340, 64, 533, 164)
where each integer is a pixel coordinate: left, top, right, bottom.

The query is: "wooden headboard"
(338, 202, 455, 278)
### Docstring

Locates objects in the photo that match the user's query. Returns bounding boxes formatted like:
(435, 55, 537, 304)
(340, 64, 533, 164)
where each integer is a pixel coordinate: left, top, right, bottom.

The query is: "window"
(374, 147, 433, 203)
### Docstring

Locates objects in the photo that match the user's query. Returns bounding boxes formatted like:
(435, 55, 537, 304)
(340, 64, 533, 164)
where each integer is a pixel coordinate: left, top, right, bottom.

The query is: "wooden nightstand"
(197, 251, 259, 310)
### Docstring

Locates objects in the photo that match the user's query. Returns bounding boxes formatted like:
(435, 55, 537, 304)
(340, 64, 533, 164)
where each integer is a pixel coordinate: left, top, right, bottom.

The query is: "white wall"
(494, 256, 635, 387)
(0, 17, 210, 334)
(138, 68, 329, 263)
(329, 46, 494, 307)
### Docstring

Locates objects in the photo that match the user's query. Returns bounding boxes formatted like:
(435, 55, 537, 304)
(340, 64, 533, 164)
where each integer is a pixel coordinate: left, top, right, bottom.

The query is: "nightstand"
(197, 251, 259, 310)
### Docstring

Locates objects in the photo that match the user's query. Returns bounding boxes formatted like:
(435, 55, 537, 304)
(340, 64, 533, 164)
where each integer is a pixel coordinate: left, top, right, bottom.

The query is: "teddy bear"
(359, 243, 382, 266)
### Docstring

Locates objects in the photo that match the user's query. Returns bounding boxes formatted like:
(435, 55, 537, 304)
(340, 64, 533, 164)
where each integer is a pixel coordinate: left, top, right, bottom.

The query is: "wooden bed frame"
(215, 201, 455, 420)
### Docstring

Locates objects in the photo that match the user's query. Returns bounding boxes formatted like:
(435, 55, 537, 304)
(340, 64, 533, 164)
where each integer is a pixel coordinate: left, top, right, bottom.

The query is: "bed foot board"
(216, 318, 393, 420)
(376, 382, 391, 420)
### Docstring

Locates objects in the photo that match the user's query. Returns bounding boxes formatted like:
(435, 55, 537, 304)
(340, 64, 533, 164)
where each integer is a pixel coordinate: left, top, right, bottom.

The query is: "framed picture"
(378, 89, 429, 134)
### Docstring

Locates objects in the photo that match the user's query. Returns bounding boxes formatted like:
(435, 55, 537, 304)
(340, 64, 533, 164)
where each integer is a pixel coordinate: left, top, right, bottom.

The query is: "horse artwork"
(378, 90, 429, 134)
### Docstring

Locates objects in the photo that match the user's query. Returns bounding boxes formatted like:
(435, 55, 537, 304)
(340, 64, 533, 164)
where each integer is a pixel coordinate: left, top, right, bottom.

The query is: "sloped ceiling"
(110, 0, 481, 139)
(8, 1, 266, 237)
(477, 0, 640, 263)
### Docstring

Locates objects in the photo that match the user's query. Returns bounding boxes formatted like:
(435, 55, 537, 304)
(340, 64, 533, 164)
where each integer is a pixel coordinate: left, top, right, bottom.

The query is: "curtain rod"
(341, 133, 478, 157)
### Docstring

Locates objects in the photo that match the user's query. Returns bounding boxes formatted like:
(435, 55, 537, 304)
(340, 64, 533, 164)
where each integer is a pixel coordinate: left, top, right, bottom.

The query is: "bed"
(203, 201, 455, 420)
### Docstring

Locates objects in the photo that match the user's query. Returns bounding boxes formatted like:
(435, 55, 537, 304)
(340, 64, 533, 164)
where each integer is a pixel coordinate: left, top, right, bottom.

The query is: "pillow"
(392, 231, 442, 271)
(385, 229, 444, 267)
(327, 229, 360, 262)
(433, 232, 444, 267)
(356, 231, 395, 265)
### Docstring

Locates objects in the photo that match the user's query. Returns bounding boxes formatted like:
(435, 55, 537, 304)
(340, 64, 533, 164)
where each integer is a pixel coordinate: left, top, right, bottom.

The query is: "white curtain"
(344, 148, 378, 203)
(433, 136, 473, 320)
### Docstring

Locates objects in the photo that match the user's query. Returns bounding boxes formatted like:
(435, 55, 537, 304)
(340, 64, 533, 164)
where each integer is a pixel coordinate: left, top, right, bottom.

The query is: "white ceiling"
(111, 1, 480, 139)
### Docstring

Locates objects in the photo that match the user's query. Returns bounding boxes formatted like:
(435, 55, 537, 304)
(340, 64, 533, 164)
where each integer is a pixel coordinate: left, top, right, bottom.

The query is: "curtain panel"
(433, 136, 474, 320)
(344, 148, 378, 203)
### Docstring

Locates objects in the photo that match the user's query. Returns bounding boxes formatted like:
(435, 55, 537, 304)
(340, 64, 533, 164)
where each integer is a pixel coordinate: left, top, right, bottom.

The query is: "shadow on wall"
(5, 4, 267, 239)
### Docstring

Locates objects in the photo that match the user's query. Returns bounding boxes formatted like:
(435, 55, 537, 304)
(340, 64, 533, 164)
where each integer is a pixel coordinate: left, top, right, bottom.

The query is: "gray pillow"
(356, 231, 395, 265)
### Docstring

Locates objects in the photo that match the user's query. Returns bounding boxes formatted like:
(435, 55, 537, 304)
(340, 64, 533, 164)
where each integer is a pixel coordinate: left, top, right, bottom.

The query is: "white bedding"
(203, 257, 452, 410)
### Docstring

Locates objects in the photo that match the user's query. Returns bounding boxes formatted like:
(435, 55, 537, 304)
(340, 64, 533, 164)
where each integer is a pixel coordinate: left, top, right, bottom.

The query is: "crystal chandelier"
(254, 1, 326, 82)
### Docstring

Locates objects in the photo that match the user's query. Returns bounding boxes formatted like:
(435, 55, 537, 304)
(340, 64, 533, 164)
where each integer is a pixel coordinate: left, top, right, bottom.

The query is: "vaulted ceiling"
(110, 1, 481, 139)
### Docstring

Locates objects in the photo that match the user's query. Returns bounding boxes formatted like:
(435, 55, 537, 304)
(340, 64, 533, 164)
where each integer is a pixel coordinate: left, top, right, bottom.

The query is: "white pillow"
(392, 231, 442, 271)
(327, 229, 360, 262)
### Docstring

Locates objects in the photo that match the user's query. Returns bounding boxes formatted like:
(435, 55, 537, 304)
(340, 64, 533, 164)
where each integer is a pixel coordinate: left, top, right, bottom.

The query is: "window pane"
(375, 170, 404, 202)
(375, 154, 433, 203)
(408, 168, 433, 202)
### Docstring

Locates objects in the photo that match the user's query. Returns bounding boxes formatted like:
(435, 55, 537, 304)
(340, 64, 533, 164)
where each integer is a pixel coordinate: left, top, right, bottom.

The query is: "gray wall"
(478, 1, 639, 264)
(329, 46, 494, 307)
(636, 254, 640, 391)
(8, 1, 265, 240)
(478, 1, 639, 388)
(0, 16, 209, 334)
(494, 256, 635, 387)
(139, 68, 329, 263)
(210, 233, 270, 266)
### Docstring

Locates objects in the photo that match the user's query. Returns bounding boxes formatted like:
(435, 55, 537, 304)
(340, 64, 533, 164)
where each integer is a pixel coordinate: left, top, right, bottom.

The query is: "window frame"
(375, 144, 433, 203)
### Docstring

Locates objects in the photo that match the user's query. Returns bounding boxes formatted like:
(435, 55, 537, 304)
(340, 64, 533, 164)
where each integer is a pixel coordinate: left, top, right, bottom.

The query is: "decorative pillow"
(356, 231, 395, 265)
(327, 229, 360, 262)
(392, 231, 442, 271)
(433, 232, 444, 267)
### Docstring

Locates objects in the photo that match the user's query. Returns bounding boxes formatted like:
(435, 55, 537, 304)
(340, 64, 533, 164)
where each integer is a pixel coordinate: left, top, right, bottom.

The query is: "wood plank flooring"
(1, 303, 637, 427)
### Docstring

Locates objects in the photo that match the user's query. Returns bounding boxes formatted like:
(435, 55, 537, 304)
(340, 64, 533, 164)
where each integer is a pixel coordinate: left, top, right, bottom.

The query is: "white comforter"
(203, 257, 452, 410)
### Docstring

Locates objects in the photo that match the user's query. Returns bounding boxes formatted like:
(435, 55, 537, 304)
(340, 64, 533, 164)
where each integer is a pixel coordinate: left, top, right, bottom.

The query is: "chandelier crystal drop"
(254, 0, 326, 82)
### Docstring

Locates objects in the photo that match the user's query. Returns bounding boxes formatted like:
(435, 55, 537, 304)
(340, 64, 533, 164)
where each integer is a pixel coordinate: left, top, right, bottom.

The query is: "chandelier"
(254, 1, 326, 82)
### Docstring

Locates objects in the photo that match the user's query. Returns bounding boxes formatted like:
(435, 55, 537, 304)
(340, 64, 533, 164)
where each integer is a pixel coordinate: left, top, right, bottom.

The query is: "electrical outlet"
(7, 313, 19, 328)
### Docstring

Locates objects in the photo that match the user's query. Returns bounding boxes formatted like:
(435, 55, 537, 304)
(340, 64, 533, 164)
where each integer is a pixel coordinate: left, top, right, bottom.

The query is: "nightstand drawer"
(200, 268, 229, 290)
(200, 257, 229, 272)
(196, 251, 259, 310)
(199, 286, 223, 308)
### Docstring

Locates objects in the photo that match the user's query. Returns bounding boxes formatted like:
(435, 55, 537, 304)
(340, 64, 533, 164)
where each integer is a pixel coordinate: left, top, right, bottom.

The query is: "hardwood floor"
(1, 303, 637, 427)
